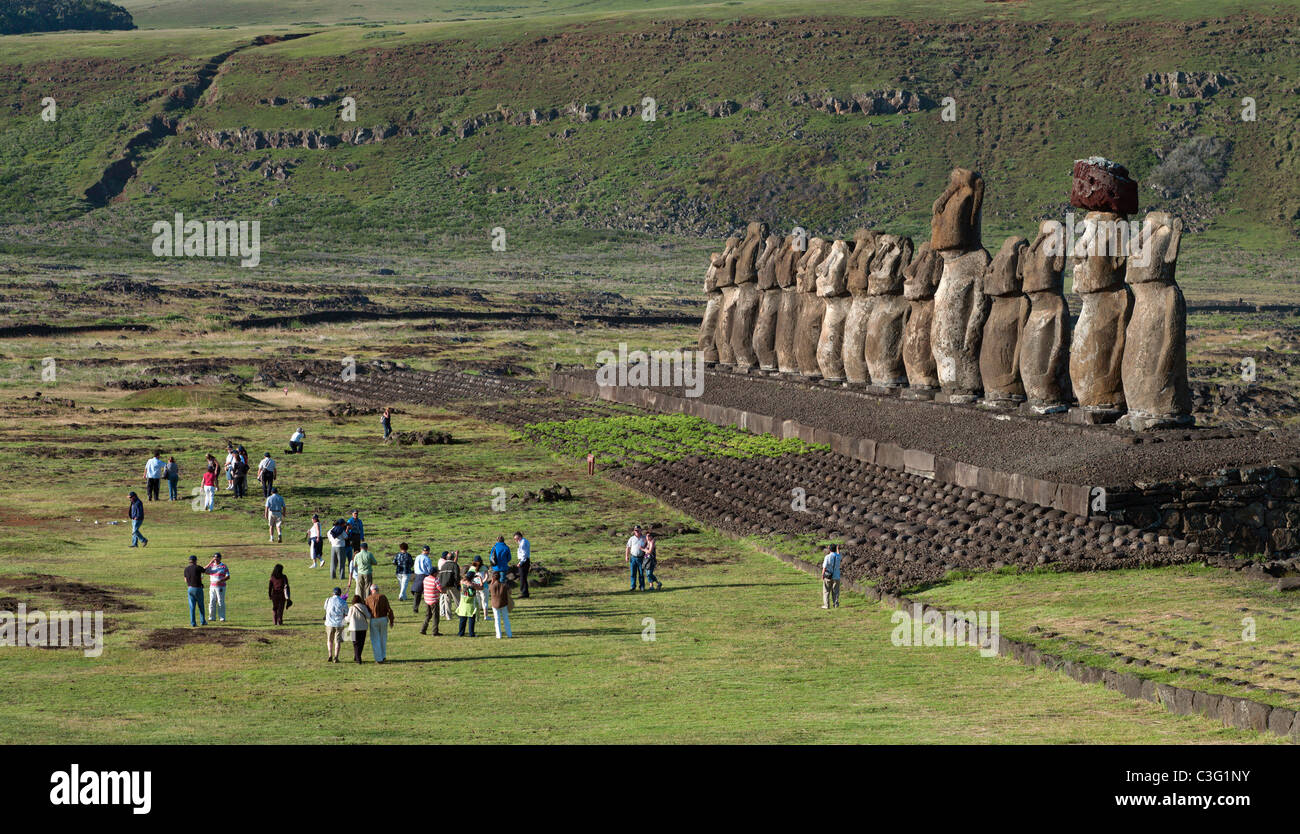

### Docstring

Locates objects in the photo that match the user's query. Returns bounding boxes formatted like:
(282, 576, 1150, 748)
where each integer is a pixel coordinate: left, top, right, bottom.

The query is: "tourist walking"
(351, 541, 377, 598)
(411, 545, 434, 613)
(201, 466, 217, 512)
(144, 451, 165, 501)
(307, 514, 323, 568)
(268, 564, 290, 625)
(345, 592, 371, 662)
(328, 518, 350, 579)
(224, 445, 237, 491)
(392, 543, 414, 601)
(231, 449, 249, 498)
(456, 569, 479, 636)
(165, 456, 180, 501)
(184, 555, 206, 627)
(324, 587, 346, 662)
(257, 453, 277, 498)
(821, 544, 842, 610)
(288, 427, 305, 454)
(490, 535, 511, 581)
(381, 407, 392, 440)
(264, 487, 286, 543)
(419, 573, 442, 636)
(127, 492, 147, 548)
(513, 531, 531, 598)
(206, 553, 230, 622)
(644, 531, 662, 590)
(624, 526, 646, 591)
(365, 584, 395, 663)
(488, 572, 513, 639)
(345, 510, 364, 554)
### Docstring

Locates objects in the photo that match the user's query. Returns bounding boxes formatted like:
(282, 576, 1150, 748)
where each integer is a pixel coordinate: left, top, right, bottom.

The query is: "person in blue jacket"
(489, 535, 511, 580)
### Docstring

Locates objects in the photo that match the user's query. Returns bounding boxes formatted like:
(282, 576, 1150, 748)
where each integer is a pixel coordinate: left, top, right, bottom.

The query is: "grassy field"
(0, 381, 1274, 743)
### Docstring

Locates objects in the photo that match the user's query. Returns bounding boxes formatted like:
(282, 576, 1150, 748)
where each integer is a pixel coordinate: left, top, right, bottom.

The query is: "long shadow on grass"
(376, 653, 576, 663)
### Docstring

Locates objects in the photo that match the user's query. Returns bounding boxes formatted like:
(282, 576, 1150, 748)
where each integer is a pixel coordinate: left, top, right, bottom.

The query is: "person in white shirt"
(257, 453, 277, 498)
(624, 526, 647, 592)
(323, 587, 347, 663)
(288, 427, 305, 454)
(143, 452, 166, 501)
(224, 447, 237, 490)
(514, 531, 532, 598)
(411, 546, 434, 613)
(307, 514, 323, 568)
(821, 544, 843, 609)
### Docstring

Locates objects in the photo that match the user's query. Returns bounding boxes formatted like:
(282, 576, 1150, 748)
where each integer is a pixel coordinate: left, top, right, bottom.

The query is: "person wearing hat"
(323, 587, 347, 663)
(288, 427, 305, 454)
(184, 555, 207, 627)
(624, 525, 647, 591)
(307, 514, 323, 568)
(264, 487, 286, 543)
(437, 552, 461, 622)
(411, 545, 434, 613)
(127, 492, 147, 548)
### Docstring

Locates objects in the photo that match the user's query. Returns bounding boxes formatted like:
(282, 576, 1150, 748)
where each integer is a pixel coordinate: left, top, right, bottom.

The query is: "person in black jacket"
(184, 555, 206, 626)
(231, 452, 250, 498)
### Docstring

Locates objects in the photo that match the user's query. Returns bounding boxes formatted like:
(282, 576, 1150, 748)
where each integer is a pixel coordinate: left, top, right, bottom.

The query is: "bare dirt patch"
(137, 627, 293, 651)
(0, 574, 143, 612)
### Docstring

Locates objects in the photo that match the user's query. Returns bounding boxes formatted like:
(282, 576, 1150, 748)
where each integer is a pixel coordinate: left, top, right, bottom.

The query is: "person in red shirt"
(201, 466, 217, 511)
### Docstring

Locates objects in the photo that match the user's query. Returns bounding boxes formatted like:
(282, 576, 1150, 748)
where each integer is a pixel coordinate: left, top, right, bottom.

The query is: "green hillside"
(1, 1, 1298, 264)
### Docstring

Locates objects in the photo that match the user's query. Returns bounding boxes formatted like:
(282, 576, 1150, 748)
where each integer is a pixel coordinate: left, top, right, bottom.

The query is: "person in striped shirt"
(206, 553, 230, 622)
(419, 574, 442, 636)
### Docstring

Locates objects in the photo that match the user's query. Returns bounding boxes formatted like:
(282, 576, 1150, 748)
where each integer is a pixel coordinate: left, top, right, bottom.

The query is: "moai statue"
(1067, 158, 1137, 423)
(842, 229, 880, 385)
(794, 237, 830, 379)
(697, 243, 733, 364)
(1120, 211, 1192, 430)
(751, 233, 784, 372)
(815, 239, 852, 382)
(1068, 212, 1132, 420)
(713, 234, 743, 367)
(773, 235, 803, 374)
(979, 236, 1030, 408)
(728, 221, 768, 371)
(863, 234, 914, 390)
(1018, 220, 1072, 413)
(929, 168, 990, 402)
(901, 241, 942, 398)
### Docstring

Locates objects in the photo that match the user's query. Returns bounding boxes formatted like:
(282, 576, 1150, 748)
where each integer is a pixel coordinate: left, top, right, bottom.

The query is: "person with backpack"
(821, 544, 842, 609)
(257, 453, 277, 498)
(644, 531, 662, 591)
(328, 518, 350, 580)
(391, 543, 414, 601)
(231, 450, 249, 498)
(437, 553, 461, 622)
(345, 591, 371, 663)
(324, 587, 347, 662)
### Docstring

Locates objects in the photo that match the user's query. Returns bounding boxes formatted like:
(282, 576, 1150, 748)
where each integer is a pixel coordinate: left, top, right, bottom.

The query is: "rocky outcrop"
(1141, 71, 1235, 99)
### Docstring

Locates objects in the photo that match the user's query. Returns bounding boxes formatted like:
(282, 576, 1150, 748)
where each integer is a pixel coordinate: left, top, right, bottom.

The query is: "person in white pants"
(206, 553, 230, 622)
(365, 584, 395, 663)
(489, 573, 512, 639)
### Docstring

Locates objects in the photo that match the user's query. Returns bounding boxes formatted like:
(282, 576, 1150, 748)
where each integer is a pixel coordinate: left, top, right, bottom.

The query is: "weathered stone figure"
(1068, 211, 1131, 417)
(773, 236, 803, 374)
(930, 167, 990, 402)
(816, 239, 852, 382)
(728, 221, 768, 371)
(863, 234, 914, 388)
(979, 236, 1030, 407)
(698, 242, 734, 363)
(751, 233, 784, 372)
(1018, 220, 1072, 412)
(842, 229, 879, 385)
(794, 237, 830, 378)
(1120, 211, 1192, 430)
(712, 235, 741, 366)
(901, 241, 942, 396)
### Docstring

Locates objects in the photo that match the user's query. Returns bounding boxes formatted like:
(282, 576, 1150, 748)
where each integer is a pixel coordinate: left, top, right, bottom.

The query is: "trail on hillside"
(82, 32, 315, 208)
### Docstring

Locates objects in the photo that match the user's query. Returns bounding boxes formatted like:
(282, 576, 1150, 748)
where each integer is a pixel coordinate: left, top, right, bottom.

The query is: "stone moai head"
(704, 250, 726, 293)
(715, 236, 741, 288)
(903, 241, 942, 301)
(816, 239, 851, 297)
(867, 234, 914, 296)
(984, 236, 1028, 297)
(796, 237, 829, 293)
(846, 229, 880, 295)
(930, 167, 984, 251)
(756, 234, 782, 290)
(734, 221, 768, 284)
(1022, 220, 1066, 294)
(776, 235, 801, 288)
(1126, 211, 1183, 285)
(1069, 213, 1126, 293)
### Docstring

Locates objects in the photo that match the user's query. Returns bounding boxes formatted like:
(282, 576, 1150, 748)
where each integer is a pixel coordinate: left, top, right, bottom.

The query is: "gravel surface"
(572, 368, 1300, 486)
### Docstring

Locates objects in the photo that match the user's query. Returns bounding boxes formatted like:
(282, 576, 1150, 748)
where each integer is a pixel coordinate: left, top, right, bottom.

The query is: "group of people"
(623, 526, 662, 592)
